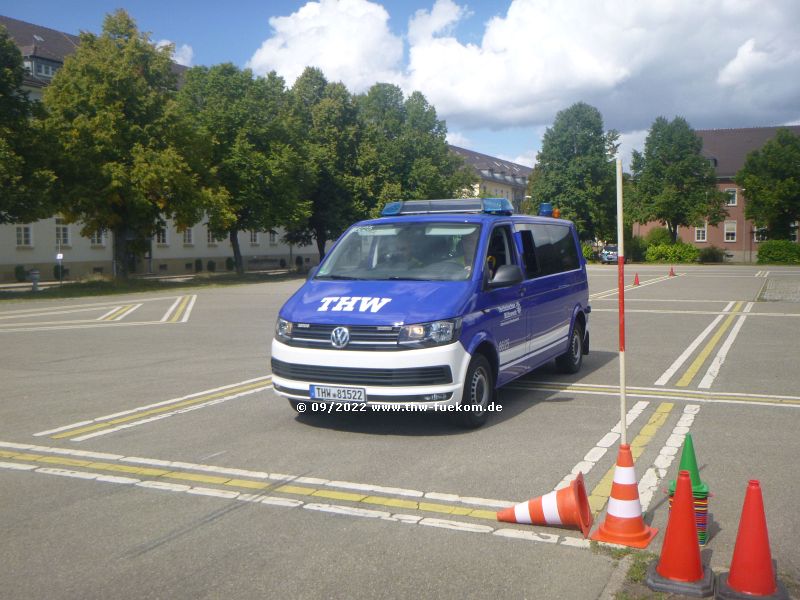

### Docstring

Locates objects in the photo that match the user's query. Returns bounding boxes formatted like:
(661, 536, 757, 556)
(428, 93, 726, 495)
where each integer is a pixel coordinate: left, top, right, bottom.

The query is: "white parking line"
(654, 302, 735, 386)
(697, 302, 753, 389)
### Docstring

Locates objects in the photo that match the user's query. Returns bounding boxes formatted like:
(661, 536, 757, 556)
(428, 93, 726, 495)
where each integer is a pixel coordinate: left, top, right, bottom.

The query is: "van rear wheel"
(455, 354, 493, 429)
(556, 322, 584, 374)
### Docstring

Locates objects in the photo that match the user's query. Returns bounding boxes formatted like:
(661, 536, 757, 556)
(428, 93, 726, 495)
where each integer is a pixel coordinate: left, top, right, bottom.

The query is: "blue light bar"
(380, 198, 514, 217)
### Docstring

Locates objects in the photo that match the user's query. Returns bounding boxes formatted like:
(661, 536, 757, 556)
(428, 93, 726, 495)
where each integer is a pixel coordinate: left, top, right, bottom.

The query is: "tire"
(455, 354, 494, 429)
(556, 322, 584, 374)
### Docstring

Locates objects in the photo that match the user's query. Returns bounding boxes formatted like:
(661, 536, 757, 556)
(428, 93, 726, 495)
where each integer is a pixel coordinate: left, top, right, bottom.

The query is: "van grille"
(271, 358, 452, 386)
(286, 324, 403, 351)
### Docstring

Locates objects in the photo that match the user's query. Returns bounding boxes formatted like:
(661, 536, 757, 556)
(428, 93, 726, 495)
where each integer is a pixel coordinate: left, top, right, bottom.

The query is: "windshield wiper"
(317, 274, 363, 280)
(385, 276, 430, 281)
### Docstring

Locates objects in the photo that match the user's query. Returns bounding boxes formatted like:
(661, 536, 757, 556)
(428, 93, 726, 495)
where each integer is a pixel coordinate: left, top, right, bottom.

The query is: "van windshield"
(316, 223, 481, 282)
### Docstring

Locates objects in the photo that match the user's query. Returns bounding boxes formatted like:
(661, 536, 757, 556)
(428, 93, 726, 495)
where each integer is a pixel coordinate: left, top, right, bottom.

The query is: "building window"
(791, 222, 798, 243)
(695, 224, 707, 242)
(269, 231, 277, 245)
(16, 226, 32, 247)
(725, 188, 737, 206)
(183, 228, 193, 245)
(155, 227, 168, 245)
(55, 218, 70, 247)
(724, 221, 737, 242)
(207, 228, 226, 245)
(250, 231, 259, 245)
(90, 229, 107, 246)
(753, 228, 768, 243)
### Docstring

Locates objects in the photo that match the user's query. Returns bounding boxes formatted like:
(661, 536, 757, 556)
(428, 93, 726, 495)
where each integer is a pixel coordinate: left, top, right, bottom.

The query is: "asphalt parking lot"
(1, 264, 799, 599)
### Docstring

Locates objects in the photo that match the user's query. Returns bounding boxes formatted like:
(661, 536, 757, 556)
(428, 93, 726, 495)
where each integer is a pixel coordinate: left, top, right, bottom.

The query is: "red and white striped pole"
(616, 158, 627, 445)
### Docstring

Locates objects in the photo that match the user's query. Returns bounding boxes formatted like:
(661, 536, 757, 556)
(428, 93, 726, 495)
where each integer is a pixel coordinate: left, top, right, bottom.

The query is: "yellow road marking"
(3, 450, 503, 522)
(588, 402, 674, 514)
(168, 295, 192, 323)
(51, 380, 270, 439)
(676, 302, 743, 387)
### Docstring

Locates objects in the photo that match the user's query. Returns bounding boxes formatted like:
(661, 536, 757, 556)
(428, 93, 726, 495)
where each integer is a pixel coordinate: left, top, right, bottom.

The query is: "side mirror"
(487, 264, 523, 289)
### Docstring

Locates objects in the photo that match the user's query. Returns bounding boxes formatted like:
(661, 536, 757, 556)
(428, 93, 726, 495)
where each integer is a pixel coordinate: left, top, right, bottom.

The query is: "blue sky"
(3, 0, 799, 168)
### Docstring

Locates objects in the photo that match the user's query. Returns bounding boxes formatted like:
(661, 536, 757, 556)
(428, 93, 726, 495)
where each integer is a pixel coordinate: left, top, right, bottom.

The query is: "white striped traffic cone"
(590, 444, 658, 548)
(496, 472, 593, 537)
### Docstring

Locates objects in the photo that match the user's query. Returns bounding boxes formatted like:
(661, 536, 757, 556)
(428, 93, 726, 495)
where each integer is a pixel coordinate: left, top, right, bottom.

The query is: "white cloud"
(617, 130, 648, 172)
(445, 130, 471, 147)
(246, 0, 403, 92)
(246, 0, 800, 141)
(156, 40, 194, 67)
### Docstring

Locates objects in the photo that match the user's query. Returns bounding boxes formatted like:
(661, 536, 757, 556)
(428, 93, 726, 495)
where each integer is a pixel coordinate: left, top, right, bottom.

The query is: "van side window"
(519, 230, 539, 279)
(486, 226, 515, 278)
(547, 224, 579, 272)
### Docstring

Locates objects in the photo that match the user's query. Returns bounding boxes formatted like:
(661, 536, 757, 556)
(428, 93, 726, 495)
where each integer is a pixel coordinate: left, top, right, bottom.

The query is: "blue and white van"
(271, 198, 590, 428)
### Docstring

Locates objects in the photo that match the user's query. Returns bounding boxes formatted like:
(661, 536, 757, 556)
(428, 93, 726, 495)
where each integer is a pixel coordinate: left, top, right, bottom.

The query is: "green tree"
(0, 26, 55, 224)
(355, 84, 476, 216)
(630, 116, 726, 243)
(735, 128, 800, 240)
(43, 10, 216, 278)
(283, 68, 361, 260)
(176, 63, 309, 274)
(528, 102, 619, 241)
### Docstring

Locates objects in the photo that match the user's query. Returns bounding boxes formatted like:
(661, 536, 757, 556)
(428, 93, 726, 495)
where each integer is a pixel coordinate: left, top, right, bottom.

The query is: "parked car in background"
(599, 244, 622, 264)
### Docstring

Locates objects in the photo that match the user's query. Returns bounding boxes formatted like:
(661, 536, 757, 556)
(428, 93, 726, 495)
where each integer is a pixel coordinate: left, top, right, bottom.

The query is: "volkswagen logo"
(330, 326, 350, 349)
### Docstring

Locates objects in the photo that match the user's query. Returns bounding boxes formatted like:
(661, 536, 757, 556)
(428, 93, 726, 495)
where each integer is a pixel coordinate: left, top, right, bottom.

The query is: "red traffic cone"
(590, 444, 658, 548)
(716, 480, 788, 599)
(496, 472, 593, 537)
(633, 273, 640, 286)
(669, 266, 676, 277)
(645, 471, 714, 596)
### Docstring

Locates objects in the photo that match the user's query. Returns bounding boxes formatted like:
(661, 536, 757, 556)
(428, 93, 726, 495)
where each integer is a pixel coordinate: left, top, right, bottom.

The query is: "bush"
(698, 246, 725, 263)
(757, 240, 800, 264)
(53, 264, 67, 279)
(645, 228, 673, 246)
(14, 265, 27, 282)
(582, 243, 596, 262)
(225, 257, 235, 271)
(194, 258, 203, 272)
(207, 260, 216, 272)
(646, 242, 700, 263)
(279, 258, 287, 268)
(627, 236, 648, 263)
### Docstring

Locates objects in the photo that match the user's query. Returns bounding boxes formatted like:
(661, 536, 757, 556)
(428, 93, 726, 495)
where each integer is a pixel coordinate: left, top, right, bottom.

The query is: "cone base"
(590, 520, 658, 549)
(646, 561, 714, 597)
(715, 572, 788, 600)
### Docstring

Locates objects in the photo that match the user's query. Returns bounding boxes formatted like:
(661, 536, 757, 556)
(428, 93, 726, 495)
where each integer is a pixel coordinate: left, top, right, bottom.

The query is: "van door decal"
(317, 296, 392, 312)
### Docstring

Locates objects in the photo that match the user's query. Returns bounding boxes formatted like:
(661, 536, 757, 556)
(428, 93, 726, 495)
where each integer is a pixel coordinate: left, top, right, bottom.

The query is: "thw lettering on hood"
(318, 297, 392, 313)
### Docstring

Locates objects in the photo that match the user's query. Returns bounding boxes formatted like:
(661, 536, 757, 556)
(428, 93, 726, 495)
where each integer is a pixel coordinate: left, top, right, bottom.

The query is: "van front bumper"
(270, 339, 472, 408)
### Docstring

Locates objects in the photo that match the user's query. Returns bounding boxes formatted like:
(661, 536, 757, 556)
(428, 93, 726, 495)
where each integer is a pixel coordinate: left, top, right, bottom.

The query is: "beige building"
(449, 145, 532, 212)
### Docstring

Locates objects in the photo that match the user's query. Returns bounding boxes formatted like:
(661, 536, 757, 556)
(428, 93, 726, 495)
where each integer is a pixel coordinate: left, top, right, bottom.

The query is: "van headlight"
(398, 318, 461, 347)
(275, 317, 293, 341)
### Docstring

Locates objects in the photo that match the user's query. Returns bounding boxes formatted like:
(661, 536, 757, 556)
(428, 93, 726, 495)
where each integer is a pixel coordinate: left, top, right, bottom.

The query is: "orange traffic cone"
(716, 480, 788, 599)
(496, 472, 593, 537)
(633, 273, 640, 286)
(590, 444, 658, 548)
(669, 266, 676, 277)
(645, 471, 715, 596)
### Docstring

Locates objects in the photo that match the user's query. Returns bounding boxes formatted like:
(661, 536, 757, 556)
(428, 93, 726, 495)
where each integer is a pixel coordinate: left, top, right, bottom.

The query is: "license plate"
(309, 385, 367, 402)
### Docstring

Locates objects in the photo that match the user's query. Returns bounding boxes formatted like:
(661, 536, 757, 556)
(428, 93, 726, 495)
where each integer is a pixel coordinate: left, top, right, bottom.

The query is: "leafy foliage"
(630, 117, 726, 242)
(698, 246, 725, 263)
(528, 102, 619, 241)
(43, 10, 214, 278)
(644, 227, 673, 246)
(756, 240, 800, 264)
(736, 128, 800, 240)
(176, 63, 308, 273)
(0, 26, 55, 224)
(646, 242, 699, 263)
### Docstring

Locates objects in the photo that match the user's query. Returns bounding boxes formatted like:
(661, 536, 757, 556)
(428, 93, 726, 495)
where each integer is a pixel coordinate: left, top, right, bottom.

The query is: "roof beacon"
(381, 198, 514, 217)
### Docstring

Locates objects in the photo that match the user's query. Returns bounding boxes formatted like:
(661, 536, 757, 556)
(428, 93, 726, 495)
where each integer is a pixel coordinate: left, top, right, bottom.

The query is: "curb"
(598, 553, 634, 600)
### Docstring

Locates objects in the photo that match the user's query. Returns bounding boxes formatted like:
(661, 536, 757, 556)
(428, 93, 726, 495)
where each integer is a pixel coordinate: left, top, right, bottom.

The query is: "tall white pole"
(616, 158, 627, 445)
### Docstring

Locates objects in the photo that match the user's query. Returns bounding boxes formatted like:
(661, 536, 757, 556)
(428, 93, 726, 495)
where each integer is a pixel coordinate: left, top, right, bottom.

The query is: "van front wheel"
(556, 322, 584, 374)
(456, 354, 493, 429)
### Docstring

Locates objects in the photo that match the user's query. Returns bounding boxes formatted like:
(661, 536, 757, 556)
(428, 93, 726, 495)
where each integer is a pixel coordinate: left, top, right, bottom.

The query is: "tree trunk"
(230, 228, 244, 276)
(112, 226, 129, 280)
(315, 228, 326, 262)
(668, 222, 679, 244)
